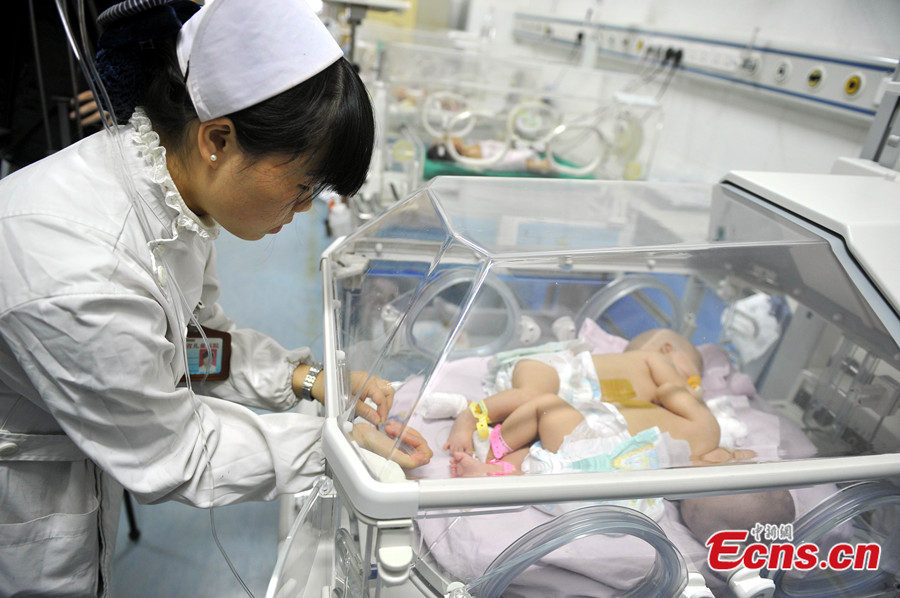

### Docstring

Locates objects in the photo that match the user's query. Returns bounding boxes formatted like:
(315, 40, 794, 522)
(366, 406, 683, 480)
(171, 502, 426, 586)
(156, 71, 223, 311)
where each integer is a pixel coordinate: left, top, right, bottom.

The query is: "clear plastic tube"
(768, 481, 900, 597)
(467, 504, 688, 598)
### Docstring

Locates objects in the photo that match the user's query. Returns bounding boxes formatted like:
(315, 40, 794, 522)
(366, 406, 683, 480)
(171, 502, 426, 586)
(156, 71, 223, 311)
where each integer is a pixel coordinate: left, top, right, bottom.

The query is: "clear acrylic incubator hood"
(272, 174, 900, 598)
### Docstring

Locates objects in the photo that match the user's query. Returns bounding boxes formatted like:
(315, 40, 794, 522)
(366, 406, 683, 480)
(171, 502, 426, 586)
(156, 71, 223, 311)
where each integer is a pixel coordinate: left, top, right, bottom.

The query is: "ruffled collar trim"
(130, 108, 219, 240)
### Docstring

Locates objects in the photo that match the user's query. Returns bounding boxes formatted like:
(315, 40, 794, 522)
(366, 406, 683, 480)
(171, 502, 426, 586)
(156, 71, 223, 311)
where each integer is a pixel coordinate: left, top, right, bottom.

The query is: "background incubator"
(354, 40, 667, 223)
(268, 167, 900, 597)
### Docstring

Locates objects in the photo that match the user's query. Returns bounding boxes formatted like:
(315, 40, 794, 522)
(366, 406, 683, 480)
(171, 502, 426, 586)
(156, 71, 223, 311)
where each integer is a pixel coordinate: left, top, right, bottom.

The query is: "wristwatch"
(300, 363, 323, 401)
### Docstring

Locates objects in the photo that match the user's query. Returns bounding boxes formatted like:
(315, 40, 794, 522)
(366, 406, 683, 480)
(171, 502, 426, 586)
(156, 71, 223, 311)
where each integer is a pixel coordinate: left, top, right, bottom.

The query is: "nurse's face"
(207, 153, 322, 240)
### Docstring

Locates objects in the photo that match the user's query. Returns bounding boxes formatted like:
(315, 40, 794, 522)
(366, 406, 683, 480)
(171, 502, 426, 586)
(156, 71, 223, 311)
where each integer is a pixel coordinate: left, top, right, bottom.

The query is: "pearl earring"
(210, 154, 217, 162)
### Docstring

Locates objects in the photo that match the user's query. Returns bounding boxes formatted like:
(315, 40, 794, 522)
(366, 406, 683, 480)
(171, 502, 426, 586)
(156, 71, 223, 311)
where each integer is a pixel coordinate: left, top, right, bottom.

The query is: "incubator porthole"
(508, 102, 561, 144)
(514, 111, 544, 137)
(546, 124, 607, 176)
(403, 270, 520, 358)
(421, 90, 474, 139)
(392, 139, 415, 162)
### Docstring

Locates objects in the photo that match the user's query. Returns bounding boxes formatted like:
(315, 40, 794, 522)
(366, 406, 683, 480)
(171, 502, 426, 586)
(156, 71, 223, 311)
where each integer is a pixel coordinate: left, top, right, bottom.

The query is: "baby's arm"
(645, 353, 701, 401)
(656, 385, 720, 457)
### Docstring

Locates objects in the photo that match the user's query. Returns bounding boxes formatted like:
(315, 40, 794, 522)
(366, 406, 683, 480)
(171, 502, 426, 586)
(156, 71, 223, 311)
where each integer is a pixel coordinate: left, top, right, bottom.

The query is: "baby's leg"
(443, 359, 560, 454)
(500, 393, 584, 455)
(646, 353, 701, 400)
(510, 358, 562, 395)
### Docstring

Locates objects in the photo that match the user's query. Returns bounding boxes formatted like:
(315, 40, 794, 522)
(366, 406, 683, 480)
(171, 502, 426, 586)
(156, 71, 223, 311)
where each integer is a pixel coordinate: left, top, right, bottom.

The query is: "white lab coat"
(0, 110, 327, 596)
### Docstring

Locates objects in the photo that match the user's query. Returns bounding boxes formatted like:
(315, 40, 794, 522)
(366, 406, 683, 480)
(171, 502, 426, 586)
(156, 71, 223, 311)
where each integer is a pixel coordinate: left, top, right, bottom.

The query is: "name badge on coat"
(184, 324, 232, 382)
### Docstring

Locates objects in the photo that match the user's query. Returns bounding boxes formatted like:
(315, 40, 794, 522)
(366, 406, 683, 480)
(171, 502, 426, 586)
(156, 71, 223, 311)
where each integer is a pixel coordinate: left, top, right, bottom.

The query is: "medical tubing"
(58, 4, 255, 596)
(65, 37, 86, 141)
(57, 0, 117, 134)
(471, 504, 687, 598)
(655, 59, 680, 102)
(29, 0, 55, 155)
(564, 51, 668, 131)
(191, 319, 253, 597)
(211, 508, 256, 598)
(767, 481, 900, 598)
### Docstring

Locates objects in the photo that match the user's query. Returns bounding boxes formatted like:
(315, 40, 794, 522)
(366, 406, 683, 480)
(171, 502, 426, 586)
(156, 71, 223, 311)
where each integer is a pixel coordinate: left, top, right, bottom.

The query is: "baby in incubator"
(445, 328, 754, 477)
(428, 137, 553, 173)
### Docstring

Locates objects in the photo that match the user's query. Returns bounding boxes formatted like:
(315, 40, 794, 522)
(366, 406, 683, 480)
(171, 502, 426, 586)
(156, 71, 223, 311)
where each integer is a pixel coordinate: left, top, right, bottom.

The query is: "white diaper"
(705, 395, 749, 450)
(524, 402, 692, 521)
(486, 340, 601, 407)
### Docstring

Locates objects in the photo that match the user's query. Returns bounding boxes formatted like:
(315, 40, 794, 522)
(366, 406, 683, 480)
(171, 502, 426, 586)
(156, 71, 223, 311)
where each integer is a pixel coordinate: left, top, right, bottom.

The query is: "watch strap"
(301, 363, 323, 401)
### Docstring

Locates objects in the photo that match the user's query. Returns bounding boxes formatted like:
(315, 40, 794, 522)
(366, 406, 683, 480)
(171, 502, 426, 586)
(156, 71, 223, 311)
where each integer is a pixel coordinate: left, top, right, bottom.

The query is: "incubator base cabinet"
(269, 174, 900, 598)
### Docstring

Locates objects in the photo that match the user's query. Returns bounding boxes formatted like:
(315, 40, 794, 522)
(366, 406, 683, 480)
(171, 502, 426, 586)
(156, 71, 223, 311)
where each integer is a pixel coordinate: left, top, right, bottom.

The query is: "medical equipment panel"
(274, 176, 900, 598)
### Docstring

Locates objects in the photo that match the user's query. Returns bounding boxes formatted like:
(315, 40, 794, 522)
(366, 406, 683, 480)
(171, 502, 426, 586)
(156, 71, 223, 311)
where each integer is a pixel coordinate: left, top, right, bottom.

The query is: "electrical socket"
(774, 60, 792, 84)
(806, 66, 826, 91)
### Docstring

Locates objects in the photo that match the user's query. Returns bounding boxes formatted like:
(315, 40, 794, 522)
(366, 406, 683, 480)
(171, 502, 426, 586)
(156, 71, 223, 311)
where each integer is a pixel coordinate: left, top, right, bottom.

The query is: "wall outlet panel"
(513, 13, 898, 120)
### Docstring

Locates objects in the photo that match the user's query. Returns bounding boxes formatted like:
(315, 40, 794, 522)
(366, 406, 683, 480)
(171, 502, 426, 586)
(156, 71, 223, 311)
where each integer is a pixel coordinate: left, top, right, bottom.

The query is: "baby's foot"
(694, 447, 758, 466)
(443, 413, 476, 454)
(450, 452, 505, 477)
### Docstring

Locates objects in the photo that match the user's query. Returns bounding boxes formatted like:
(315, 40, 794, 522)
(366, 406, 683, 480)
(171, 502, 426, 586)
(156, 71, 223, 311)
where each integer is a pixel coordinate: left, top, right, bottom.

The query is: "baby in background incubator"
(445, 328, 754, 477)
(427, 136, 553, 173)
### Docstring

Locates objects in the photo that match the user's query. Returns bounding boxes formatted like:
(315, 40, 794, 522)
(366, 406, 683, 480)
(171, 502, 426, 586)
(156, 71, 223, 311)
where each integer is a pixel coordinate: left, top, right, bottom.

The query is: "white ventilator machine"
(268, 75, 900, 598)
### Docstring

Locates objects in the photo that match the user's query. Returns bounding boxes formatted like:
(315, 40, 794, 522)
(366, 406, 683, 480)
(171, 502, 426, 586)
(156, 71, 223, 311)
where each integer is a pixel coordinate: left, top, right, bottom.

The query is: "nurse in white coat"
(0, 0, 431, 595)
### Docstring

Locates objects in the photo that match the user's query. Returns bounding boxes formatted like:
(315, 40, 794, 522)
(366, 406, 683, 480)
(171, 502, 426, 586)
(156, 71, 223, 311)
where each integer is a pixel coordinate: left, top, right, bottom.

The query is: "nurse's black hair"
(95, 0, 374, 197)
(228, 59, 375, 198)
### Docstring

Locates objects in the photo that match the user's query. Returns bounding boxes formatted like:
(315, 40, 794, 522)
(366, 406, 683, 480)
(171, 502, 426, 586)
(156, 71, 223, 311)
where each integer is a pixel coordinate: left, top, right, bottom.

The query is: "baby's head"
(627, 328, 703, 379)
(681, 490, 796, 546)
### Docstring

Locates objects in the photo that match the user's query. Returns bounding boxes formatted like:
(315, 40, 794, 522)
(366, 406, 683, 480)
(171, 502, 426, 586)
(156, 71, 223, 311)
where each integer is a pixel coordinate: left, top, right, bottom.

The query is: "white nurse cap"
(176, 0, 343, 122)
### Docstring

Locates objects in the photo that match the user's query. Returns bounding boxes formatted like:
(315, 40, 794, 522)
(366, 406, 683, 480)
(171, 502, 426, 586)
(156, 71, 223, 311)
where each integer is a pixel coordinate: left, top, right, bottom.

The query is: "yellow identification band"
(687, 375, 702, 390)
(469, 400, 491, 439)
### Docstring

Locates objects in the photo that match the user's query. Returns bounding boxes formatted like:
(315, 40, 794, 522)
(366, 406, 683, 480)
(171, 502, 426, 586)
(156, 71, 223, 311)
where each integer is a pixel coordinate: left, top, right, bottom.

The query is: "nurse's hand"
(350, 371, 394, 424)
(351, 421, 432, 469)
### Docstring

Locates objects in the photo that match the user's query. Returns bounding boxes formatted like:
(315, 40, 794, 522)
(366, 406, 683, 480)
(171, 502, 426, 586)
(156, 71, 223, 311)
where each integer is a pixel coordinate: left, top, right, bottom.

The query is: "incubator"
(270, 173, 900, 598)
(359, 42, 664, 219)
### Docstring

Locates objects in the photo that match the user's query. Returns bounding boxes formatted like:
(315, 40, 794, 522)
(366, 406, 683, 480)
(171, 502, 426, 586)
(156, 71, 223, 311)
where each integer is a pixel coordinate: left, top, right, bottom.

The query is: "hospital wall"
(463, 0, 900, 183)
